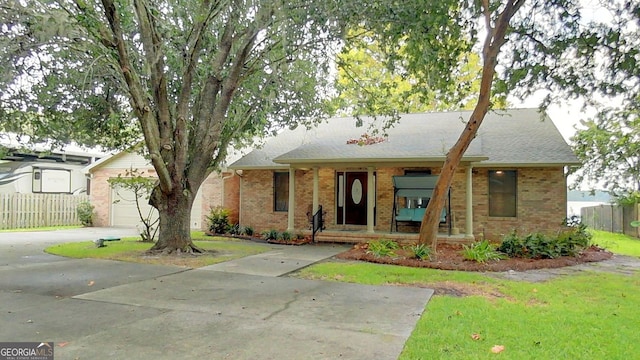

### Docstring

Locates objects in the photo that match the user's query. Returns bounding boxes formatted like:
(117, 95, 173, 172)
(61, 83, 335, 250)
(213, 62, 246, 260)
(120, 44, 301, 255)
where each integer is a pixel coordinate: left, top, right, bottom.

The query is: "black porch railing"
(311, 205, 324, 243)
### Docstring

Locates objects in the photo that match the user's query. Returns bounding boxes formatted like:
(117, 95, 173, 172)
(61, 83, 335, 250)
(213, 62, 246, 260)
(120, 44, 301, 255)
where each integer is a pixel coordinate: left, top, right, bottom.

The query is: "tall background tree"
(338, 0, 639, 247)
(572, 108, 640, 203)
(338, 0, 526, 247)
(568, 1, 640, 205)
(331, 29, 500, 116)
(0, 0, 342, 253)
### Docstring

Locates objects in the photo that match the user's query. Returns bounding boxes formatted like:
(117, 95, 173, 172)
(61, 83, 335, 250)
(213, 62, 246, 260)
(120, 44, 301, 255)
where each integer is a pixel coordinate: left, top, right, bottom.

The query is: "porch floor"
(309, 229, 474, 245)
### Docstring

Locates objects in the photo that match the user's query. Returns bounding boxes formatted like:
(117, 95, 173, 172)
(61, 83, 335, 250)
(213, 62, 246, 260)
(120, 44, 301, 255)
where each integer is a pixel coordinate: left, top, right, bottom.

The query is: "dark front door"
(343, 172, 368, 225)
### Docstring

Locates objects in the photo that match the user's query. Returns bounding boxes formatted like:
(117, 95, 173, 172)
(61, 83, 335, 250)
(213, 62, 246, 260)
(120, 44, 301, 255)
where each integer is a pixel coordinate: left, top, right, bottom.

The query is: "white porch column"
(367, 167, 375, 233)
(465, 165, 474, 238)
(287, 167, 295, 232)
(312, 167, 319, 214)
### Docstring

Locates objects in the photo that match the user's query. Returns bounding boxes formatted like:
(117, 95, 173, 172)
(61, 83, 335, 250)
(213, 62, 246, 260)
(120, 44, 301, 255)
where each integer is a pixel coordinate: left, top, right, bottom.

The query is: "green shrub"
(76, 201, 95, 226)
(206, 206, 230, 234)
(498, 232, 557, 259)
(556, 223, 592, 256)
(498, 227, 591, 259)
(243, 226, 254, 236)
(280, 231, 292, 242)
(497, 230, 526, 257)
(366, 239, 399, 258)
(229, 223, 241, 235)
(524, 232, 561, 259)
(407, 243, 432, 260)
(261, 229, 279, 240)
(462, 240, 505, 263)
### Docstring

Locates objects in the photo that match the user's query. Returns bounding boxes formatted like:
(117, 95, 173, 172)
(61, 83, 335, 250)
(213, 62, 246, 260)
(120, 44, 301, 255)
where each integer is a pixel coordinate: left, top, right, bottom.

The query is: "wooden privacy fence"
(581, 203, 640, 238)
(0, 193, 90, 229)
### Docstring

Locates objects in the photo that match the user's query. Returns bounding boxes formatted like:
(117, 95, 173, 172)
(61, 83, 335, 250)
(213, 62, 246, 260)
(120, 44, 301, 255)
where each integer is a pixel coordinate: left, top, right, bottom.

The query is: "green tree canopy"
(0, 0, 343, 252)
(337, 0, 639, 246)
(333, 29, 505, 116)
(572, 108, 640, 203)
(566, 1, 640, 204)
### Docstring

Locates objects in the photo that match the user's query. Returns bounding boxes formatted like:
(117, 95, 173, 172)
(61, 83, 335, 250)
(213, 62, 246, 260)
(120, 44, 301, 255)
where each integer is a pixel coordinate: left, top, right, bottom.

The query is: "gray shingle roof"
(228, 108, 579, 169)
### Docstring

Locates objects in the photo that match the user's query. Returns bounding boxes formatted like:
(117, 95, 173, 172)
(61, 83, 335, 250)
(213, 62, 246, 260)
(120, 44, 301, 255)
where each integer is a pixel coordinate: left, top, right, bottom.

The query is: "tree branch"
(100, 0, 172, 193)
(174, 1, 222, 183)
(133, 0, 172, 158)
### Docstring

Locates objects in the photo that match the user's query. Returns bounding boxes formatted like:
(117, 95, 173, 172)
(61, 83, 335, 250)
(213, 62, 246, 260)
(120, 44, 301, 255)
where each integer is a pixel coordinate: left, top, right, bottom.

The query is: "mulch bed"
(336, 243, 613, 272)
(205, 232, 313, 246)
(267, 237, 313, 246)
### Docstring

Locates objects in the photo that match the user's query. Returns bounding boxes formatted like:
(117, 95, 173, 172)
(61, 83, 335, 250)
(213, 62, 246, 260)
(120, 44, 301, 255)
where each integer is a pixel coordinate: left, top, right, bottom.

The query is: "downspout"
(221, 169, 235, 208)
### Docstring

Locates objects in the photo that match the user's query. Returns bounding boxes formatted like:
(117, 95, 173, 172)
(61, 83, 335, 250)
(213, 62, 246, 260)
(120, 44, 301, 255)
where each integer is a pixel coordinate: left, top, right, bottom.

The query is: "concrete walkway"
(200, 244, 350, 277)
(489, 254, 640, 282)
(0, 229, 434, 359)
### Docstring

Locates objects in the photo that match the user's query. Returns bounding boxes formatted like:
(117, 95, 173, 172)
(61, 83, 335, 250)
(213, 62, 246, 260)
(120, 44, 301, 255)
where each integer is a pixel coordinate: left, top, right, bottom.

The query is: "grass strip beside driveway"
(45, 234, 272, 268)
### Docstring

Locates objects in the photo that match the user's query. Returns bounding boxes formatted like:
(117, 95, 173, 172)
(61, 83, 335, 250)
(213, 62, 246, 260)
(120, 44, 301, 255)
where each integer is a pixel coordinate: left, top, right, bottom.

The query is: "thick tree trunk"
(418, 0, 523, 249)
(417, 111, 488, 248)
(148, 186, 202, 254)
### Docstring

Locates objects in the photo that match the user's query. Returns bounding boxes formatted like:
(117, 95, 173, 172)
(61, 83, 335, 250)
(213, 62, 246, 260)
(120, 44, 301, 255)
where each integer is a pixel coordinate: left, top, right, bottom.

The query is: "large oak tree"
(0, 0, 342, 253)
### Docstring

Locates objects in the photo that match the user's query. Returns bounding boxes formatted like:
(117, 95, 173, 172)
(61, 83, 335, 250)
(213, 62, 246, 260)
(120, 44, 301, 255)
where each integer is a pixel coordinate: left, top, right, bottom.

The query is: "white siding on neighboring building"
(0, 162, 88, 194)
(101, 152, 152, 170)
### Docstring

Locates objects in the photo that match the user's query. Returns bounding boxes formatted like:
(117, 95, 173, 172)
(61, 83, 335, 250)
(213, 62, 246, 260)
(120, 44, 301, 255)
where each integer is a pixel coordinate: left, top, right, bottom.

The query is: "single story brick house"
(228, 109, 580, 243)
(84, 150, 239, 230)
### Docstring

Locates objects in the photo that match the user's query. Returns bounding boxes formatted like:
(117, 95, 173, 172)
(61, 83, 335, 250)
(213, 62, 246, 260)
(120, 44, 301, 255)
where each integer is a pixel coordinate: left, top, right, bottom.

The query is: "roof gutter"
(471, 161, 582, 167)
(273, 156, 490, 165)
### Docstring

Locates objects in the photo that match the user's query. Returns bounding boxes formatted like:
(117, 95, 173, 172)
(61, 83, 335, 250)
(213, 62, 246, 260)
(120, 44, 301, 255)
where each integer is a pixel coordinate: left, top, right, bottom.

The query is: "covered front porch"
(284, 164, 478, 242)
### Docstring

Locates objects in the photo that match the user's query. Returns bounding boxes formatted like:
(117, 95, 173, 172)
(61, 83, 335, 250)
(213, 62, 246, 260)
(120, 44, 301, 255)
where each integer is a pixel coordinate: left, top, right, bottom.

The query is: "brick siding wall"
(89, 168, 125, 227)
(239, 170, 288, 233)
(472, 167, 568, 241)
(239, 166, 567, 239)
(198, 171, 240, 230)
(223, 173, 240, 226)
(90, 167, 232, 230)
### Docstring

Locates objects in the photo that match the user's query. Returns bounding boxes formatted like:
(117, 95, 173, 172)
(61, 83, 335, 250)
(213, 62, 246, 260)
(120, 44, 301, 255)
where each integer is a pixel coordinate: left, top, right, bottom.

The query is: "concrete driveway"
(0, 228, 433, 359)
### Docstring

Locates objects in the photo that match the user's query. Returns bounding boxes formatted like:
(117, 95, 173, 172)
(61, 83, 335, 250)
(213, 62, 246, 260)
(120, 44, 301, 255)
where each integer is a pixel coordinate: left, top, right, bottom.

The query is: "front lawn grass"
(404, 271, 638, 359)
(592, 230, 640, 257)
(45, 233, 271, 268)
(296, 231, 640, 359)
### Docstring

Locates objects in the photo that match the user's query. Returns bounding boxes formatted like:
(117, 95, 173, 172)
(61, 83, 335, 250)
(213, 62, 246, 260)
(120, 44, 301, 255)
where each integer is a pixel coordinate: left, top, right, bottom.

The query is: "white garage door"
(111, 187, 158, 228)
(110, 186, 203, 229)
